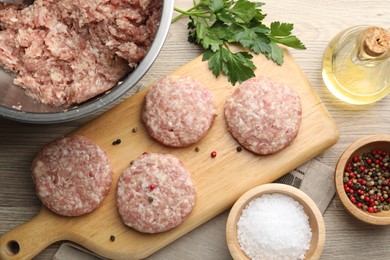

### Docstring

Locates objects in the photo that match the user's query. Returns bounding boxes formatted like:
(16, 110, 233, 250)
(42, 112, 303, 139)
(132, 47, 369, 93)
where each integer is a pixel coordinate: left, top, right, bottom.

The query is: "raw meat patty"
(142, 76, 216, 147)
(117, 153, 196, 233)
(224, 76, 302, 155)
(31, 135, 113, 216)
(0, 0, 162, 107)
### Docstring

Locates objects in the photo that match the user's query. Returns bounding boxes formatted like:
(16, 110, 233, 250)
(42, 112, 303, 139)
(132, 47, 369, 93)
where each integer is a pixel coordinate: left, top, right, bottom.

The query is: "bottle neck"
(352, 26, 390, 66)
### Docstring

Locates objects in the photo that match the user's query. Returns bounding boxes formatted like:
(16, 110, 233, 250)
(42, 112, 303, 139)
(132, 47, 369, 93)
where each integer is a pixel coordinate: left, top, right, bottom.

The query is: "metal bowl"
(0, 0, 174, 124)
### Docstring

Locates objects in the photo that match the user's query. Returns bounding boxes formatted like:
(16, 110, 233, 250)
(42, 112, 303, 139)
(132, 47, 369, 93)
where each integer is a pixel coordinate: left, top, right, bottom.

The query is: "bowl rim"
(0, 0, 174, 124)
(226, 183, 325, 260)
(334, 134, 390, 225)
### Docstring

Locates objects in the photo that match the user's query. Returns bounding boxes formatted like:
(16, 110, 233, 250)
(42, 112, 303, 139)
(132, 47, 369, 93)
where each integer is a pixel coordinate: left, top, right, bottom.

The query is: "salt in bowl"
(226, 183, 325, 260)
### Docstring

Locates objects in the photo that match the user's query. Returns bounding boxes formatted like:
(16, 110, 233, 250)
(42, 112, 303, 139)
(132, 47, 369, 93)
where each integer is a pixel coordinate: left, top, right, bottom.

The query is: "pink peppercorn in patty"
(117, 153, 196, 233)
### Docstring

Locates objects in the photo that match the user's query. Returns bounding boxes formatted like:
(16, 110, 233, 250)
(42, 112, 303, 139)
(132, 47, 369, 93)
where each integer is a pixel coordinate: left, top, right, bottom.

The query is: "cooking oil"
(322, 25, 390, 104)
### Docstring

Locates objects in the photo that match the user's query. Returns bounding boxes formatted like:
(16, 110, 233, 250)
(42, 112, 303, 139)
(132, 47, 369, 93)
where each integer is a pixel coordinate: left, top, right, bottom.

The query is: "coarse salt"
(237, 193, 312, 260)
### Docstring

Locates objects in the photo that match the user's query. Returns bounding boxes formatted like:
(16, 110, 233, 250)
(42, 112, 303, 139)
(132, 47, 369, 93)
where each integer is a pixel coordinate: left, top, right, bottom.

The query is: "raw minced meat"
(31, 135, 113, 217)
(0, 0, 162, 107)
(224, 76, 302, 155)
(117, 153, 196, 233)
(142, 76, 216, 147)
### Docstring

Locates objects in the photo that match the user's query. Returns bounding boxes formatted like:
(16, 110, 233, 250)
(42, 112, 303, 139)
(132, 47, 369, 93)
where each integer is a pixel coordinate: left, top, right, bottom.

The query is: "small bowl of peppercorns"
(335, 134, 390, 225)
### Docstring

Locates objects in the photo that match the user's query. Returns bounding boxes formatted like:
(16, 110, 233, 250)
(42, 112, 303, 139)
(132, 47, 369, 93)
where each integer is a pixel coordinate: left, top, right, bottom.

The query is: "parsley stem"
(172, 6, 209, 23)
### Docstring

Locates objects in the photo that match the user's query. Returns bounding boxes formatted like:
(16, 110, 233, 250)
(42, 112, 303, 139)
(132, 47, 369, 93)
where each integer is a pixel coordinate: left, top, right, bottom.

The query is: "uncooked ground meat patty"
(117, 153, 196, 233)
(0, 0, 162, 107)
(224, 76, 302, 155)
(142, 76, 216, 147)
(31, 135, 113, 216)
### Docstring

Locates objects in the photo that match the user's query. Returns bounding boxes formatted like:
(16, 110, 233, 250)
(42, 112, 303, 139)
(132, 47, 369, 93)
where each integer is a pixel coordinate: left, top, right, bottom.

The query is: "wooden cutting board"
(0, 49, 339, 260)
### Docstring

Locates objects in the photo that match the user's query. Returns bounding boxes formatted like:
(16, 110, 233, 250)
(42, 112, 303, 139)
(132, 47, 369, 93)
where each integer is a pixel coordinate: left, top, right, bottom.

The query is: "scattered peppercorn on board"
(0, 49, 339, 260)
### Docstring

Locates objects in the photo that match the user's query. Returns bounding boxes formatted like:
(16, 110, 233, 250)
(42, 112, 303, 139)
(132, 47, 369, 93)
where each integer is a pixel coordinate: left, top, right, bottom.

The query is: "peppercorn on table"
(1, 0, 390, 259)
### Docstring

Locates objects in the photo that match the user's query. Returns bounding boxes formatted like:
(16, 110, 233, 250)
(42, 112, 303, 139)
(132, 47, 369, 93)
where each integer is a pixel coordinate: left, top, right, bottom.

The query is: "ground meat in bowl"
(0, 0, 162, 107)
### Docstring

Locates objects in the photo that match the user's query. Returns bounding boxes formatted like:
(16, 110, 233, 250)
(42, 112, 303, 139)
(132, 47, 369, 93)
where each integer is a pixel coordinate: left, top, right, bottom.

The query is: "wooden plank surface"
(0, 47, 338, 259)
(0, 0, 390, 259)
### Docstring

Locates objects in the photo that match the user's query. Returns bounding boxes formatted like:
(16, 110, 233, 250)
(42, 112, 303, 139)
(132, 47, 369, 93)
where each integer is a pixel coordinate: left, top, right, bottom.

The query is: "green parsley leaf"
(229, 0, 259, 24)
(203, 48, 223, 77)
(270, 22, 306, 49)
(208, 0, 225, 13)
(203, 47, 256, 85)
(196, 23, 223, 51)
(173, 0, 306, 85)
(233, 24, 271, 54)
(265, 42, 284, 65)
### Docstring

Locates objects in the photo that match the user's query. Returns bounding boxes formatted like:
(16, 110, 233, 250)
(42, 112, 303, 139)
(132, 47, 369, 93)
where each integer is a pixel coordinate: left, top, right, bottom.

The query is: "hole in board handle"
(6, 240, 20, 255)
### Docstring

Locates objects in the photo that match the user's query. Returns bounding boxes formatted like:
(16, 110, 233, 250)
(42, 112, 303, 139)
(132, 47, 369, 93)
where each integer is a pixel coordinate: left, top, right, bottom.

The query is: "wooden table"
(1, 0, 389, 259)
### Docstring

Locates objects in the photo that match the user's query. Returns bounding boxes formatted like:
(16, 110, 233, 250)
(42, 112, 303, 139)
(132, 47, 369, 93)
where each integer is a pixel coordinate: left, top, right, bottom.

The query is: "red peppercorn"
(143, 152, 149, 155)
(149, 184, 156, 191)
(344, 149, 390, 214)
(211, 151, 217, 158)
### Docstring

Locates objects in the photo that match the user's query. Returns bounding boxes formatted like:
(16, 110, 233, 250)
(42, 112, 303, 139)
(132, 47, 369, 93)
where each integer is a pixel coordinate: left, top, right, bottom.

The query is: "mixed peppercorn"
(343, 150, 390, 213)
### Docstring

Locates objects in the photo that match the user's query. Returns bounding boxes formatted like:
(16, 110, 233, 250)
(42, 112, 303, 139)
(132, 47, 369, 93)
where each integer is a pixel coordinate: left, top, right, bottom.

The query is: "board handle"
(0, 208, 67, 260)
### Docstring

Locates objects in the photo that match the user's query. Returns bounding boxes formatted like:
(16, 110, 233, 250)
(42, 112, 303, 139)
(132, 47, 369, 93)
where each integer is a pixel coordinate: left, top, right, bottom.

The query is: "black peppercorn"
(112, 139, 121, 145)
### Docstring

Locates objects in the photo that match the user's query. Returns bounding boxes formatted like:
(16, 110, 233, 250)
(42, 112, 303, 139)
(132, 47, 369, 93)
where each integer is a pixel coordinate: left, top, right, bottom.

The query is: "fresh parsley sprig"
(172, 0, 306, 85)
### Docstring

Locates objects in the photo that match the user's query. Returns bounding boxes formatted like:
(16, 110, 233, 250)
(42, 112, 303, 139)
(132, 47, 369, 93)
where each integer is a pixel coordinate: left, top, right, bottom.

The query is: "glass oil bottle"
(322, 25, 390, 104)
